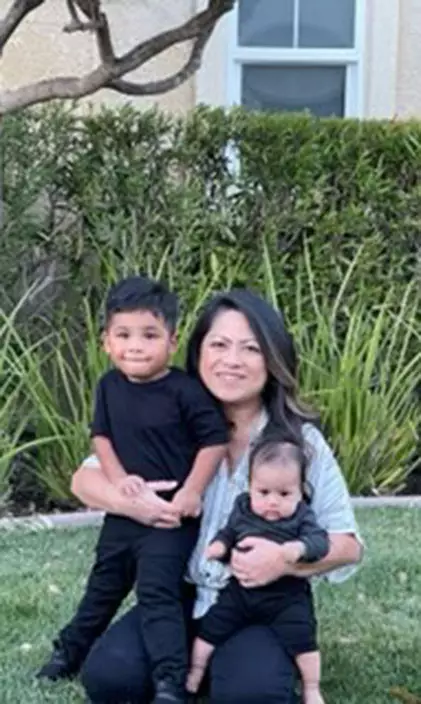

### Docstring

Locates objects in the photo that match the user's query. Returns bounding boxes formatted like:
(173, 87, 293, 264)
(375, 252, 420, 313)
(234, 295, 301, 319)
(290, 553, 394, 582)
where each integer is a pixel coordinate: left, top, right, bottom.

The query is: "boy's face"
(249, 461, 302, 522)
(103, 309, 176, 382)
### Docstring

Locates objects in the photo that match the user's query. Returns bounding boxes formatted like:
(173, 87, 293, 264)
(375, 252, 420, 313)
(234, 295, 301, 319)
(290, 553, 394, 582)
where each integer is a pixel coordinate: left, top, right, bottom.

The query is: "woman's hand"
(119, 480, 182, 529)
(71, 465, 181, 529)
(231, 536, 293, 588)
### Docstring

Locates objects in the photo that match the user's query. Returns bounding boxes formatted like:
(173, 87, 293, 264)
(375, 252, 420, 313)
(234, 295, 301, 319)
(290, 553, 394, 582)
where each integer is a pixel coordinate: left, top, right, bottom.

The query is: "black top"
(91, 367, 229, 483)
(214, 493, 329, 563)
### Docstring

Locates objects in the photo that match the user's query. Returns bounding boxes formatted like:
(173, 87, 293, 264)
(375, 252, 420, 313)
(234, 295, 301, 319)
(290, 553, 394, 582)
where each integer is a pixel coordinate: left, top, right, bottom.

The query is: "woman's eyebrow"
(209, 334, 258, 344)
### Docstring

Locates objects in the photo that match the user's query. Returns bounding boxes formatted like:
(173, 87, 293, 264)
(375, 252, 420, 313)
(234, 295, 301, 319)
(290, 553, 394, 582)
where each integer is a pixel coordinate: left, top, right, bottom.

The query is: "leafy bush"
(2, 105, 421, 501)
(3, 104, 421, 322)
(5, 248, 419, 500)
(0, 291, 57, 504)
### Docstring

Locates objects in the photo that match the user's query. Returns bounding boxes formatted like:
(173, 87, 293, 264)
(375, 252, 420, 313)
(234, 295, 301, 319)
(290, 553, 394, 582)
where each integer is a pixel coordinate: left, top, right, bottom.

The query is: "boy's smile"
(103, 309, 177, 382)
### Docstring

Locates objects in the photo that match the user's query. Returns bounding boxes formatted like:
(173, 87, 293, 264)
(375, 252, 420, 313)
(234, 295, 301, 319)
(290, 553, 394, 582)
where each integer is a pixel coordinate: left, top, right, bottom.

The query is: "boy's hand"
(171, 488, 202, 518)
(205, 540, 227, 561)
(116, 474, 146, 498)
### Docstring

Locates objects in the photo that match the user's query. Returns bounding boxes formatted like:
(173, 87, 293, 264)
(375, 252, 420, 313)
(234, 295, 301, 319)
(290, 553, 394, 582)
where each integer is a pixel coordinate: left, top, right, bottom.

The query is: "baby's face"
(249, 461, 302, 522)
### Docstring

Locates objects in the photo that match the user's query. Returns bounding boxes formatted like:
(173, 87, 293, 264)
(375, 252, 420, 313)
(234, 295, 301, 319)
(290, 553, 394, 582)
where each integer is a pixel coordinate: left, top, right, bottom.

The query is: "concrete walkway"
(0, 496, 420, 531)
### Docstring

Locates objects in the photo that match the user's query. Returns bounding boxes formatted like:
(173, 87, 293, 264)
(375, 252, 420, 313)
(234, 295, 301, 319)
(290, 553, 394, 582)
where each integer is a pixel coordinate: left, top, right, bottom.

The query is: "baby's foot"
(303, 686, 325, 704)
(186, 665, 205, 694)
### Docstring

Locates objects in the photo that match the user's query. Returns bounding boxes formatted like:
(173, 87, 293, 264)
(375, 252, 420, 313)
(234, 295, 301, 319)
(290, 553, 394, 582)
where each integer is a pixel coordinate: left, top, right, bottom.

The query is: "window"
(228, 0, 364, 117)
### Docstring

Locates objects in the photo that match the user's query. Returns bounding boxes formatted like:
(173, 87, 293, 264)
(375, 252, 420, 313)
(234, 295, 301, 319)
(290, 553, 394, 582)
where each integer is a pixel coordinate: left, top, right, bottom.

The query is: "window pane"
(238, 0, 294, 47)
(299, 0, 355, 48)
(242, 65, 345, 117)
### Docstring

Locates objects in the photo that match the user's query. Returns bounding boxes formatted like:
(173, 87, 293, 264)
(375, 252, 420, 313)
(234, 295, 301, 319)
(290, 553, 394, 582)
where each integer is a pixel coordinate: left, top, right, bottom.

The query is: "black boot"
(36, 642, 81, 681)
(152, 680, 187, 704)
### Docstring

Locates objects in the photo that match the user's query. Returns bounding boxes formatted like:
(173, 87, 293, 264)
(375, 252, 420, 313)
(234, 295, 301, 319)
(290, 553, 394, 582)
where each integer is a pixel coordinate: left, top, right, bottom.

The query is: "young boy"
(186, 431, 329, 704)
(37, 276, 228, 704)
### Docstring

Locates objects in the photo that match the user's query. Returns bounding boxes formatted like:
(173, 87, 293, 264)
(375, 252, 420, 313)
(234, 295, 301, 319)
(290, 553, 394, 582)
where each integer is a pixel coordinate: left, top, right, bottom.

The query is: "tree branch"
(0, 65, 113, 113)
(0, 0, 235, 115)
(0, 0, 45, 52)
(116, 0, 234, 76)
(107, 28, 212, 97)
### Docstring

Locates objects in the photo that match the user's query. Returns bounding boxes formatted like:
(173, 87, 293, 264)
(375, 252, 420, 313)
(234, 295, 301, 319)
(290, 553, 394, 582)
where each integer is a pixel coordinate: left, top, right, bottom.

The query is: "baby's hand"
(282, 540, 306, 564)
(116, 474, 145, 498)
(171, 488, 202, 518)
(205, 540, 227, 561)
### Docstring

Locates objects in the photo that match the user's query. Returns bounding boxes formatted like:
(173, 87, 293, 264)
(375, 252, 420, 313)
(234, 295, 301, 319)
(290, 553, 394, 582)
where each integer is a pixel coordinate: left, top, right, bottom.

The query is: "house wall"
(0, 0, 196, 114)
(2, 0, 421, 119)
(196, 0, 421, 120)
(396, 0, 421, 117)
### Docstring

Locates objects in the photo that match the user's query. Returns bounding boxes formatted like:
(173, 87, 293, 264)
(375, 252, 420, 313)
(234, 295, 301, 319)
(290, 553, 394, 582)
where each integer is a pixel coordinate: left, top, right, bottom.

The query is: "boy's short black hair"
(104, 275, 178, 332)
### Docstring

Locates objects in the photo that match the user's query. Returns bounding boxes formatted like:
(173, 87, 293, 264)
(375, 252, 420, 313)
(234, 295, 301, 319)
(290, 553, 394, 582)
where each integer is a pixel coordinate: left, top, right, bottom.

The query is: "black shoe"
(152, 680, 187, 703)
(36, 644, 79, 681)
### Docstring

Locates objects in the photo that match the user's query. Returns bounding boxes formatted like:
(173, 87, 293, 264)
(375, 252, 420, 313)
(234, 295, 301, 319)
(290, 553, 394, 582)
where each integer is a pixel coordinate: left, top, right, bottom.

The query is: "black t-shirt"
(91, 367, 229, 483)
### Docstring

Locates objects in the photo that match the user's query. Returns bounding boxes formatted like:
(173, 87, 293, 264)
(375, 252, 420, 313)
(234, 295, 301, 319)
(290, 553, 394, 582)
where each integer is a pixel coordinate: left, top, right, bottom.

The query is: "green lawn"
(0, 509, 420, 704)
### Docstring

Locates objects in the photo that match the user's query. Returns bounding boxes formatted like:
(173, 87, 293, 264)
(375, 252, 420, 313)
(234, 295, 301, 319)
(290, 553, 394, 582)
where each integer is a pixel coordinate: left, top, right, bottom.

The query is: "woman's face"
(198, 308, 268, 407)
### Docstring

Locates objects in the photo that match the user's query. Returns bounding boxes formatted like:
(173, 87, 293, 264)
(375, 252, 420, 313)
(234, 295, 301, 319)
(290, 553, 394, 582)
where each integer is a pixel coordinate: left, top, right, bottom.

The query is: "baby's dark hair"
(104, 275, 178, 332)
(249, 426, 309, 498)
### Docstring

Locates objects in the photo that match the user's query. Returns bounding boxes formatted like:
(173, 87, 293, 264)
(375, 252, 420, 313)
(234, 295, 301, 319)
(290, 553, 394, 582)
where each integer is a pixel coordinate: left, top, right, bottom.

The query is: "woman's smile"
(199, 309, 268, 405)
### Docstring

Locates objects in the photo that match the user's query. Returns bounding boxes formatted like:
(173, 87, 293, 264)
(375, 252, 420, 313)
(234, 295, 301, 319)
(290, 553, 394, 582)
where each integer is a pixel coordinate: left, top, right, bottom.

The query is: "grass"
(0, 509, 420, 704)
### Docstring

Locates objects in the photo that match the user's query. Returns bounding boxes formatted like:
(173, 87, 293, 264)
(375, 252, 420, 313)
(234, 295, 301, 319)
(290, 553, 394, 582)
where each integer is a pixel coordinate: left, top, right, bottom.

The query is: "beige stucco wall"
(196, 0, 421, 121)
(396, 0, 421, 117)
(365, 0, 421, 119)
(0, 0, 196, 114)
(3, 0, 421, 119)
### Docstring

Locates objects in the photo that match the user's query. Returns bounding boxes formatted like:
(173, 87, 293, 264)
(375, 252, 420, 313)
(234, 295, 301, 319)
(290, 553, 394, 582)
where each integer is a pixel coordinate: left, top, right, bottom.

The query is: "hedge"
(2, 104, 421, 320)
(2, 104, 421, 501)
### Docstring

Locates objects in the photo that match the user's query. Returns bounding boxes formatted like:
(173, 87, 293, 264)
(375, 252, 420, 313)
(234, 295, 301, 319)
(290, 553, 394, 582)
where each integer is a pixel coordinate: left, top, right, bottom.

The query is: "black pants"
(81, 606, 299, 703)
(59, 515, 198, 688)
(199, 576, 317, 657)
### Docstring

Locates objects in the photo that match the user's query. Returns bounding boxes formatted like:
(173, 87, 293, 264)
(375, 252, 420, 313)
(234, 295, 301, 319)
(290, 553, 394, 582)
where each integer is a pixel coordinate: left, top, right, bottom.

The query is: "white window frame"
(225, 0, 366, 118)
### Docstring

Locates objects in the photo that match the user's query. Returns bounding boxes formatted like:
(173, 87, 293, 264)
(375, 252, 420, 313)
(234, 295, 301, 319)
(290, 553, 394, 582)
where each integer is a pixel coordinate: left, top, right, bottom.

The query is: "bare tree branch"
(0, 0, 44, 52)
(0, 0, 235, 115)
(63, 0, 101, 33)
(115, 0, 234, 76)
(108, 28, 212, 97)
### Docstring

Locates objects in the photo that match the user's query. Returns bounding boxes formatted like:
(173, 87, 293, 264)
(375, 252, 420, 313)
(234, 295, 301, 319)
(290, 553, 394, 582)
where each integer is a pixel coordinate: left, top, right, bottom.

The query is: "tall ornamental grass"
(264, 245, 421, 496)
(7, 249, 421, 500)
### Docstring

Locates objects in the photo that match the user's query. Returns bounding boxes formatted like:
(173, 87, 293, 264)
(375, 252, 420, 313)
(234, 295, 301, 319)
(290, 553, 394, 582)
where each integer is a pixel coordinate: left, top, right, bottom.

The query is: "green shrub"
(3, 105, 421, 500)
(7, 248, 419, 499)
(0, 291, 57, 502)
(3, 104, 421, 320)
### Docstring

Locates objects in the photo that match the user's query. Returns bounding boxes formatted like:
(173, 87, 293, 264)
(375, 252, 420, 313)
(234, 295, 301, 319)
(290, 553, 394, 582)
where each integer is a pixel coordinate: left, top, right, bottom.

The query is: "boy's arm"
(90, 378, 126, 486)
(90, 376, 143, 494)
(92, 435, 128, 486)
(173, 378, 229, 515)
(181, 444, 226, 496)
(172, 445, 226, 516)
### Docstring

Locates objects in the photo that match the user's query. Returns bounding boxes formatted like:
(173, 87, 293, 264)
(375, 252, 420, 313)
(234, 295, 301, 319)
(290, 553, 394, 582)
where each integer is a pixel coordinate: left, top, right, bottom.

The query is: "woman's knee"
(210, 626, 297, 703)
(80, 608, 151, 703)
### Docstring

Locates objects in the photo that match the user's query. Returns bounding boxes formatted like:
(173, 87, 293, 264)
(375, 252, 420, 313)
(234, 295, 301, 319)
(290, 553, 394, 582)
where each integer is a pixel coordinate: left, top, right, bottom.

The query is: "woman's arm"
(231, 532, 362, 587)
(232, 424, 363, 588)
(71, 463, 181, 528)
(288, 532, 362, 578)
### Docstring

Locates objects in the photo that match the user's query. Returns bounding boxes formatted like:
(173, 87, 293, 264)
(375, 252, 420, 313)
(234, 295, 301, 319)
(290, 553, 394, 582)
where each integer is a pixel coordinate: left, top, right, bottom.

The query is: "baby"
(187, 430, 329, 704)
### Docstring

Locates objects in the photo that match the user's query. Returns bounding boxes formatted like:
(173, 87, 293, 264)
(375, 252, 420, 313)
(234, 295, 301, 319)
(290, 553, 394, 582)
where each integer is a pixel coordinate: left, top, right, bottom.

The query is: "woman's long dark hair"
(186, 289, 318, 445)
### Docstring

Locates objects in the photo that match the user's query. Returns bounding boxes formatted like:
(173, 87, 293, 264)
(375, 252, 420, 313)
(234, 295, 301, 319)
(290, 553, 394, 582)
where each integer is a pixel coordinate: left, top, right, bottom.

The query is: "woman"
(72, 289, 363, 703)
